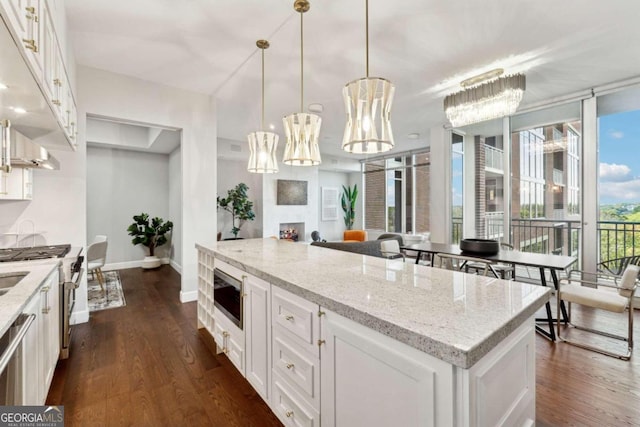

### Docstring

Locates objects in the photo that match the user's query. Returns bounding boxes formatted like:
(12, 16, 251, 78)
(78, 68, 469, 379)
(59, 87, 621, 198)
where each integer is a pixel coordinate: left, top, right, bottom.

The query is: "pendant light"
(282, 0, 322, 166)
(342, 0, 395, 154)
(247, 40, 279, 173)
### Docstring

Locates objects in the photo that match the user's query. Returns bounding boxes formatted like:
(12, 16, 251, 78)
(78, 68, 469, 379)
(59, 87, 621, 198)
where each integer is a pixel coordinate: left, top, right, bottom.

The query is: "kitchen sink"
(0, 272, 28, 294)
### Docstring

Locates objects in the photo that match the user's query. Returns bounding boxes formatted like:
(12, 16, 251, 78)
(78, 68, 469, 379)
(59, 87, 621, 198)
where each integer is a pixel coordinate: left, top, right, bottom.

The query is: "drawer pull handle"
(285, 315, 294, 321)
(222, 331, 230, 337)
(286, 363, 294, 370)
(285, 410, 294, 418)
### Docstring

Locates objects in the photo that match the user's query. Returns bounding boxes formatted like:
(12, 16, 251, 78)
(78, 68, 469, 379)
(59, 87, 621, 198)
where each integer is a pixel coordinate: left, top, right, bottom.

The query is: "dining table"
(401, 241, 577, 341)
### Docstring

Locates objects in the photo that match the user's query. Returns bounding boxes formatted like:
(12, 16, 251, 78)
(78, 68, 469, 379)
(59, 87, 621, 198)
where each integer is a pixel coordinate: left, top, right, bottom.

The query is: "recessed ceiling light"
(269, 124, 275, 130)
(0, 83, 8, 90)
(408, 133, 420, 139)
(308, 103, 323, 113)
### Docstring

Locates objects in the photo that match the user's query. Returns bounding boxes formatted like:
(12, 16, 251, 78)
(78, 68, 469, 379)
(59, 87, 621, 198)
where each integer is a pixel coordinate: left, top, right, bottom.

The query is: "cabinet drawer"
(213, 307, 245, 376)
(272, 371, 319, 427)
(272, 287, 319, 356)
(273, 334, 319, 409)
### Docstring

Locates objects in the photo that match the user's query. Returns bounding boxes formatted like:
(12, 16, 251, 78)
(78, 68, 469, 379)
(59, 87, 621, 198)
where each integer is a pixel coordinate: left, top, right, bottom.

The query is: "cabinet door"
(22, 0, 43, 80)
(244, 275, 270, 400)
(1, 0, 30, 43)
(43, 272, 60, 390)
(320, 309, 454, 427)
(20, 294, 41, 405)
(40, 3, 56, 102)
(0, 170, 26, 199)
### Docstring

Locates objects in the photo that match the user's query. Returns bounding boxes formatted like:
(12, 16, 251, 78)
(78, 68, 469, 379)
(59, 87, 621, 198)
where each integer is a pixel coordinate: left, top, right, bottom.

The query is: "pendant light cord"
(365, 0, 369, 78)
(261, 46, 265, 130)
(300, 11, 304, 112)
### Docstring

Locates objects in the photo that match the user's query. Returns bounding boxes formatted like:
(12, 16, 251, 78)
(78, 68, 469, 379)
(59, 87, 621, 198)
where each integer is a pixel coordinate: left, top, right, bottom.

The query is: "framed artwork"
(277, 179, 308, 205)
(322, 187, 339, 221)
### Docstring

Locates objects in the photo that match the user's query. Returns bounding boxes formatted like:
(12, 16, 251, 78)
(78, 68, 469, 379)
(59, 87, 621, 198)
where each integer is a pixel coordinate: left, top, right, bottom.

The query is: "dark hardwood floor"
(48, 266, 640, 426)
(47, 266, 282, 427)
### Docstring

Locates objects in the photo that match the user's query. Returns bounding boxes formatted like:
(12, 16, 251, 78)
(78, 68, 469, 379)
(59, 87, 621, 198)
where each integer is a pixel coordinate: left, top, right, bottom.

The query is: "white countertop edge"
(196, 242, 551, 369)
(0, 260, 61, 337)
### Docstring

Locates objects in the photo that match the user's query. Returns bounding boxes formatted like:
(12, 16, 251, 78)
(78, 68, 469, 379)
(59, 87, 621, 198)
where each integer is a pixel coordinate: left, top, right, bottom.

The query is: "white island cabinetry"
(20, 266, 60, 405)
(196, 240, 548, 426)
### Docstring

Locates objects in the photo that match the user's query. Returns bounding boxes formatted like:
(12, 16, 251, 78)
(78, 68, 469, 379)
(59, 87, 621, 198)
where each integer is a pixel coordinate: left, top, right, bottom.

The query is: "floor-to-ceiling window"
(363, 152, 430, 234)
(596, 87, 640, 268)
(510, 102, 582, 257)
(451, 133, 464, 243)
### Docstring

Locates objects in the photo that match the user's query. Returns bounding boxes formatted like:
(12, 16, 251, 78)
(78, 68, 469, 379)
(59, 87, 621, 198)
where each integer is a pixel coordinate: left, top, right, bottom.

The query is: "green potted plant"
(217, 183, 256, 239)
(127, 213, 174, 269)
(341, 184, 358, 230)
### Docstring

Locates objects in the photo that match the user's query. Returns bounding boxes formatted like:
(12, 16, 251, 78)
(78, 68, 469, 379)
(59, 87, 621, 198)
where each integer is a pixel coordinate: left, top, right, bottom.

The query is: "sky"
(599, 110, 640, 205)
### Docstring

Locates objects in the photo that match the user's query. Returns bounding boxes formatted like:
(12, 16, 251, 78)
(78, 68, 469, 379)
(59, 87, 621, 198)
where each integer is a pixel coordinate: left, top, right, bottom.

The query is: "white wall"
(318, 170, 350, 241)
(263, 166, 319, 242)
(79, 66, 216, 304)
(87, 146, 171, 266)
(217, 158, 263, 239)
(169, 146, 182, 272)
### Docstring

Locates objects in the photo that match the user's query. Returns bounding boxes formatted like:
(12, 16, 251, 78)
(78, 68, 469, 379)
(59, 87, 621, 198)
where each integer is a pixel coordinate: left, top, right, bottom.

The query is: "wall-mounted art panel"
(277, 179, 308, 205)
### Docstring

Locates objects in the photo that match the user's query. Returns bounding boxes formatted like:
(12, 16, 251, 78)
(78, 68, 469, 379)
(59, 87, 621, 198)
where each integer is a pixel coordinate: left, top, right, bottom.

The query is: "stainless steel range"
(0, 244, 83, 359)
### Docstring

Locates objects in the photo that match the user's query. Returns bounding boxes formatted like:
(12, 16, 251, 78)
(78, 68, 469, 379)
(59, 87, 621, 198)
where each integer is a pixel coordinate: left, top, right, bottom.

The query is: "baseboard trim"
(170, 259, 182, 274)
(70, 309, 89, 325)
(103, 258, 171, 271)
(180, 290, 197, 303)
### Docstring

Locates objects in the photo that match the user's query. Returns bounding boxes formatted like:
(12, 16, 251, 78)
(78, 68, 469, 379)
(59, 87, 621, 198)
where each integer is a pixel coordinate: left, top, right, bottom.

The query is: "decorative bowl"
(459, 238, 500, 255)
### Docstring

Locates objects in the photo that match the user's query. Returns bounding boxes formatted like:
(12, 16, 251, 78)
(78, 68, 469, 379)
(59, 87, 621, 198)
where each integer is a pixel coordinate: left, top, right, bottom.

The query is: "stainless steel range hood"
(0, 120, 60, 171)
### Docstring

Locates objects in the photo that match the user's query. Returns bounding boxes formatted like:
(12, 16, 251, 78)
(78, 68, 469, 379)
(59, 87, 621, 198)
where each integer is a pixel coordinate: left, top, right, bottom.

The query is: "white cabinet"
(213, 306, 244, 373)
(320, 308, 536, 427)
(20, 267, 60, 405)
(320, 308, 452, 427)
(0, 168, 33, 200)
(244, 274, 271, 400)
(270, 287, 321, 426)
(40, 268, 59, 393)
(0, 0, 78, 148)
(20, 292, 40, 405)
(3, 0, 42, 80)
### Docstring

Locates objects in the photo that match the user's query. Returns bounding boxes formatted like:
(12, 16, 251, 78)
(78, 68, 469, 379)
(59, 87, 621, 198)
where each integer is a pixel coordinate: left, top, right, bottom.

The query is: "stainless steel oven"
(213, 268, 243, 329)
(60, 258, 83, 359)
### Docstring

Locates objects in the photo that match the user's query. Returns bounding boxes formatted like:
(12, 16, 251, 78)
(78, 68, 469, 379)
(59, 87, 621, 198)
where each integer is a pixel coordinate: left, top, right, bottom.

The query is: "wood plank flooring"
(48, 266, 640, 426)
(47, 266, 282, 427)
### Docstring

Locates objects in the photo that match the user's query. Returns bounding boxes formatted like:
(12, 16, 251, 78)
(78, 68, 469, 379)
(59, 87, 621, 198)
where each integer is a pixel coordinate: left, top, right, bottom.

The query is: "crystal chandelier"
(247, 40, 279, 173)
(282, 0, 322, 166)
(342, 0, 395, 155)
(444, 70, 526, 128)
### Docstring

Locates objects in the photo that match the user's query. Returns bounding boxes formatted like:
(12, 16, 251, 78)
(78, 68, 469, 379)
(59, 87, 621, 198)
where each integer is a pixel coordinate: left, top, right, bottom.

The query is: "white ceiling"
(86, 117, 180, 154)
(66, 0, 640, 160)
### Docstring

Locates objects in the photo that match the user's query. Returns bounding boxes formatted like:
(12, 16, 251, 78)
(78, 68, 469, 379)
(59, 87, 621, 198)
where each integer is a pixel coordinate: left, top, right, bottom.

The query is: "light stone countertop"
(197, 238, 551, 369)
(0, 259, 60, 337)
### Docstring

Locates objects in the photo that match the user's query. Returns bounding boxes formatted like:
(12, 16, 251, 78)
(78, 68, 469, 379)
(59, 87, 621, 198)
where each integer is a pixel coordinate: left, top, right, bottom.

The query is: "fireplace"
(279, 222, 305, 242)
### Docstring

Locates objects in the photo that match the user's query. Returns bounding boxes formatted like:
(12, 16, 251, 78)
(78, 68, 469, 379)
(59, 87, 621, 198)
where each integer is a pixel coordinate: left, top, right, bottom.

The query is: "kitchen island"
(197, 238, 550, 426)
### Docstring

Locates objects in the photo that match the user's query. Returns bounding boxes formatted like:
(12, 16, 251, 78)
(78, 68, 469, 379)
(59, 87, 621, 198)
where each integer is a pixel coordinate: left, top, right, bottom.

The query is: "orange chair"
(343, 230, 367, 242)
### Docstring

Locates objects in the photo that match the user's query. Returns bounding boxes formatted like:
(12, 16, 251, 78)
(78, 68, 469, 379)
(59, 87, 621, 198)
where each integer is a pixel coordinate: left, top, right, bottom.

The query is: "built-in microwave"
(213, 268, 243, 329)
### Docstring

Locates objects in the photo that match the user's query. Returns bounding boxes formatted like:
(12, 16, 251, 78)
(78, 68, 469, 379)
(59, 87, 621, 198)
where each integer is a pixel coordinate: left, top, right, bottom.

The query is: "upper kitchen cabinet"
(0, 0, 77, 150)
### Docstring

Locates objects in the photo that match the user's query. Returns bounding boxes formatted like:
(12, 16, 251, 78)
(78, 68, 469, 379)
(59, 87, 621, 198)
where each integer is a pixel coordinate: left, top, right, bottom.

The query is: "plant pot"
(141, 256, 162, 269)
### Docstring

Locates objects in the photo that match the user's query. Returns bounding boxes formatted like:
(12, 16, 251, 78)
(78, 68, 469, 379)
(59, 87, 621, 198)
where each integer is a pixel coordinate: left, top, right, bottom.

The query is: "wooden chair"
(557, 264, 639, 360)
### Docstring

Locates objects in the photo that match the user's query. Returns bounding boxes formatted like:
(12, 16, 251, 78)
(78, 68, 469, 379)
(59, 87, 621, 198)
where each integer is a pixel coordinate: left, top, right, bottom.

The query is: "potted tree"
(217, 183, 255, 239)
(127, 213, 174, 269)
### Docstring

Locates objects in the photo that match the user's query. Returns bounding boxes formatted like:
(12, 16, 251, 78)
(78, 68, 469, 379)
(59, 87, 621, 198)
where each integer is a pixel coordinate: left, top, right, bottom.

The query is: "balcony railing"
(484, 145, 504, 171)
(451, 217, 640, 268)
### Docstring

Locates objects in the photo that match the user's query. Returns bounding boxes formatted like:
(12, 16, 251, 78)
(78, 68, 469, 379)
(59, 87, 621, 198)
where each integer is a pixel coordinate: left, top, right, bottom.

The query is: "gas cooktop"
(0, 244, 71, 262)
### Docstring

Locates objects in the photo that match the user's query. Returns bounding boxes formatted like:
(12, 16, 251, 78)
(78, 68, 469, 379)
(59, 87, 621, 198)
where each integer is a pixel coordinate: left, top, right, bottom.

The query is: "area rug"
(88, 270, 126, 312)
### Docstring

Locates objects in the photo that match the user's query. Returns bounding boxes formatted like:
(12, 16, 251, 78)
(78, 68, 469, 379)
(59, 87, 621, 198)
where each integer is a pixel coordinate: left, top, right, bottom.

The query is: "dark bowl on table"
(460, 238, 500, 255)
